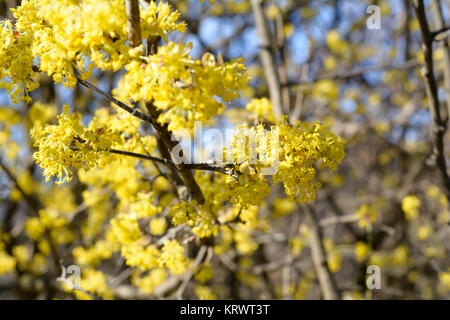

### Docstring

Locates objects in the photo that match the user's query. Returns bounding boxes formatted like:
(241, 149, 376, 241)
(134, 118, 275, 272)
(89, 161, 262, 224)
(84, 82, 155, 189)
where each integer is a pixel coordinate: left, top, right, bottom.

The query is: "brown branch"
(144, 103, 206, 203)
(303, 205, 340, 300)
(75, 71, 206, 203)
(0, 158, 61, 275)
(109, 149, 238, 180)
(319, 214, 359, 227)
(414, 0, 450, 200)
(284, 60, 419, 87)
(172, 246, 208, 300)
(74, 73, 153, 124)
(275, 10, 291, 114)
(123, 1, 206, 204)
(431, 0, 450, 117)
(432, 25, 450, 40)
(125, 0, 142, 48)
(250, 0, 284, 118)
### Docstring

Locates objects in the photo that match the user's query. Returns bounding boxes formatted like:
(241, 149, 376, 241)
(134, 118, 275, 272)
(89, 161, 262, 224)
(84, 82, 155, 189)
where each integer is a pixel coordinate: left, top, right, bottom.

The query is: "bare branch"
(74, 72, 154, 124)
(413, 0, 450, 200)
(432, 25, 450, 40)
(0, 157, 62, 275)
(125, 0, 142, 48)
(109, 149, 238, 180)
(250, 0, 284, 118)
(431, 0, 450, 116)
(303, 205, 340, 300)
(285, 60, 419, 87)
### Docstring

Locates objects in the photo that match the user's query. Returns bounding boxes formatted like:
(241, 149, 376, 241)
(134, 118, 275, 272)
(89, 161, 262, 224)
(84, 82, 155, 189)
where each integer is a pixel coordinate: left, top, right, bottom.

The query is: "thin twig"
(431, 25, 450, 40)
(285, 60, 419, 87)
(173, 246, 208, 300)
(319, 214, 359, 227)
(0, 158, 62, 275)
(74, 73, 153, 124)
(414, 0, 450, 201)
(109, 149, 238, 179)
(431, 0, 450, 117)
(250, 0, 284, 117)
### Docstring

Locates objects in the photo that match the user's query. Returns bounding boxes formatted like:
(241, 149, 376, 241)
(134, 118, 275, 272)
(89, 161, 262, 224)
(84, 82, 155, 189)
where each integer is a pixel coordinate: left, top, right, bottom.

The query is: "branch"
(0, 157, 62, 275)
(250, 0, 284, 118)
(303, 205, 340, 300)
(284, 60, 419, 87)
(109, 148, 176, 166)
(319, 214, 359, 227)
(172, 246, 208, 300)
(432, 25, 450, 40)
(431, 0, 450, 117)
(128, 1, 206, 204)
(413, 0, 450, 200)
(125, 0, 142, 48)
(145, 102, 206, 204)
(57, 261, 102, 300)
(109, 149, 238, 180)
(74, 72, 154, 124)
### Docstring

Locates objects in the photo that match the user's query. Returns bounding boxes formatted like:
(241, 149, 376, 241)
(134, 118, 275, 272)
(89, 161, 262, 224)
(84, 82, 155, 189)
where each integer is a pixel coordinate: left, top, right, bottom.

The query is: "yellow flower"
(73, 269, 113, 300)
(0, 251, 16, 275)
(194, 285, 217, 300)
(194, 264, 213, 283)
(354, 242, 370, 262)
(439, 272, 450, 291)
(355, 204, 377, 229)
(0, 19, 38, 103)
(417, 225, 431, 240)
(158, 240, 188, 275)
(401, 195, 421, 221)
(132, 268, 167, 295)
(322, 239, 342, 273)
(114, 43, 247, 131)
(31, 105, 119, 183)
(224, 118, 345, 205)
(246, 98, 275, 122)
(149, 217, 167, 236)
(289, 237, 305, 255)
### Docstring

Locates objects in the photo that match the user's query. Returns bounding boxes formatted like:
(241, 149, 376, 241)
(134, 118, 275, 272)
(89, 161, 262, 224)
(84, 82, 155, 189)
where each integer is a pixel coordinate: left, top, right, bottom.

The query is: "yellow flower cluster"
(246, 97, 275, 122)
(169, 201, 219, 238)
(355, 204, 377, 229)
(195, 285, 217, 300)
(73, 241, 114, 267)
(402, 194, 421, 221)
(132, 268, 167, 295)
(149, 217, 167, 236)
(158, 240, 188, 275)
(439, 272, 450, 292)
(194, 264, 213, 283)
(224, 118, 345, 203)
(0, 251, 16, 276)
(29, 102, 57, 129)
(73, 269, 113, 300)
(4, 0, 185, 90)
(31, 105, 120, 183)
(324, 238, 342, 273)
(354, 241, 370, 261)
(141, 1, 186, 42)
(0, 20, 38, 103)
(274, 119, 345, 201)
(114, 44, 248, 131)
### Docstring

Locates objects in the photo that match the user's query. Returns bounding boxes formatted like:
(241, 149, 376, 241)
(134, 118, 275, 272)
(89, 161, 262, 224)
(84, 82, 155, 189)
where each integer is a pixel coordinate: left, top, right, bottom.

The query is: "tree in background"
(0, 0, 449, 300)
